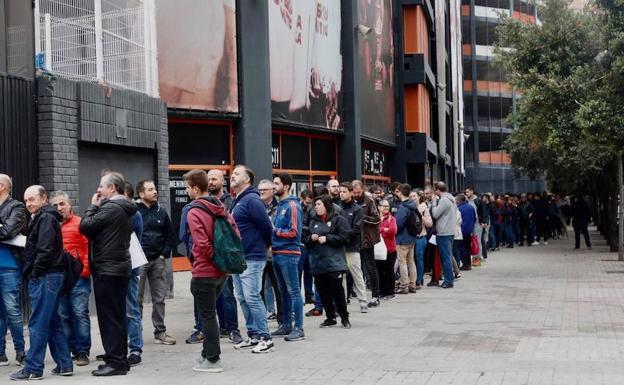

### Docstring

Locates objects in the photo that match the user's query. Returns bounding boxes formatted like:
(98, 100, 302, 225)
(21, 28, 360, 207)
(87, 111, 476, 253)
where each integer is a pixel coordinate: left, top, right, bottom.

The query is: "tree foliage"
(495, 0, 624, 193)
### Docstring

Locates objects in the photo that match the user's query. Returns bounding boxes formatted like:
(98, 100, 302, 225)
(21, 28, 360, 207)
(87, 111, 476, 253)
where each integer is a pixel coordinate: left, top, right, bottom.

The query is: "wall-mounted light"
(356, 24, 372, 36)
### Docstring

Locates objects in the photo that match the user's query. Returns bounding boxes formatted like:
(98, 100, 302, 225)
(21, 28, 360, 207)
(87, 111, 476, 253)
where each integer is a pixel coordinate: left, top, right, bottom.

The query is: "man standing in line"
(270, 173, 305, 341)
(135, 180, 177, 345)
(394, 184, 418, 294)
(258, 180, 282, 326)
(327, 179, 341, 206)
(465, 187, 482, 265)
(80, 172, 137, 376)
(431, 182, 457, 289)
(0, 174, 27, 367)
(338, 182, 369, 313)
(229, 165, 275, 353)
(50, 191, 91, 366)
(517, 193, 534, 247)
(10, 185, 72, 380)
(456, 194, 476, 270)
(352, 180, 381, 307)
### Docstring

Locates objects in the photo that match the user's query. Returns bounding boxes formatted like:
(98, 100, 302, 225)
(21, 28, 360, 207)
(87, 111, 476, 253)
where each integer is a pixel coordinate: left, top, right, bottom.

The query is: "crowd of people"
(0, 169, 594, 379)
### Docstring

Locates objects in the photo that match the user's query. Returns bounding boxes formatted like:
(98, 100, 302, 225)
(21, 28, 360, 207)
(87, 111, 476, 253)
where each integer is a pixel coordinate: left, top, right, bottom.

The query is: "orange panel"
(513, 11, 536, 24)
(463, 44, 472, 56)
(479, 151, 512, 164)
(172, 256, 192, 272)
(467, 81, 513, 93)
(403, 6, 429, 60)
(405, 84, 430, 134)
(461, 5, 470, 16)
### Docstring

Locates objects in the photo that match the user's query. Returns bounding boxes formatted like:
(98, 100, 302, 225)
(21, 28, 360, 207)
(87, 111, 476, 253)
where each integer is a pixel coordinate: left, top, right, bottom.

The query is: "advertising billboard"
(269, 0, 343, 130)
(156, 0, 238, 113)
(357, 0, 396, 144)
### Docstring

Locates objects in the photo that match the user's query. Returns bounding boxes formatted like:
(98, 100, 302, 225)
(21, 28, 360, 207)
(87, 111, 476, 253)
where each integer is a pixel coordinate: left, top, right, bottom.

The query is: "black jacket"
(80, 197, 137, 278)
(304, 212, 349, 275)
(339, 200, 363, 252)
(518, 201, 534, 222)
(137, 201, 177, 260)
(0, 197, 28, 266)
(355, 195, 381, 249)
(478, 200, 490, 225)
(24, 205, 64, 279)
(571, 197, 590, 228)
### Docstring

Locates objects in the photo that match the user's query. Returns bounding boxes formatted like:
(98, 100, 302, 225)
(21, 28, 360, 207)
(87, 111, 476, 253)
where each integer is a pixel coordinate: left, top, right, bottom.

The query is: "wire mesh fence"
(35, 0, 157, 96)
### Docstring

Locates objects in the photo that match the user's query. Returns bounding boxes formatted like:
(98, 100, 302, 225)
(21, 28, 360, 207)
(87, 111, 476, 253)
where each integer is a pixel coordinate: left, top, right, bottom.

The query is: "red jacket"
(61, 215, 90, 278)
(379, 213, 397, 253)
(187, 196, 240, 278)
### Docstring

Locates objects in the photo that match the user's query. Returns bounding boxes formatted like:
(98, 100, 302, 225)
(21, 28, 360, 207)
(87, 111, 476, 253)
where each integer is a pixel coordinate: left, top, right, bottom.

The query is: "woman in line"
(377, 199, 397, 300)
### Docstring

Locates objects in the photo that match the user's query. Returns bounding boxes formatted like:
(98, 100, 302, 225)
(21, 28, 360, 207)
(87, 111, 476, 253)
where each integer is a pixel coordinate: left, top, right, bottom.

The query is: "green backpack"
(191, 203, 247, 274)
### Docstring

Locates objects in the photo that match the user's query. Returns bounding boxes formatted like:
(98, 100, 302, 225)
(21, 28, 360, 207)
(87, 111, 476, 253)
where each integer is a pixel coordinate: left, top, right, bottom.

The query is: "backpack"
(406, 207, 423, 237)
(191, 203, 247, 274)
(61, 251, 83, 295)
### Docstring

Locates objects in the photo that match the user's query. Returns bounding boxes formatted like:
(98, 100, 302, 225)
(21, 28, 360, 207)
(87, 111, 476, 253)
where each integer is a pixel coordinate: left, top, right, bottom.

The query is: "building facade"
(461, 0, 545, 193)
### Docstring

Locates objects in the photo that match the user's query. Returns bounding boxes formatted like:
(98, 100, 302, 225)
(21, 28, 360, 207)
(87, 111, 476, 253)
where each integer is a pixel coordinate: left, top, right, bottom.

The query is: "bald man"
(0, 174, 27, 367)
(10, 186, 72, 380)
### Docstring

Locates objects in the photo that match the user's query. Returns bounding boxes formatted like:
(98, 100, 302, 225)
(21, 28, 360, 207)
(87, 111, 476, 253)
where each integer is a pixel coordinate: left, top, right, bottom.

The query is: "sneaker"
(251, 338, 274, 354)
(266, 312, 277, 321)
(304, 296, 315, 304)
(10, 369, 42, 380)
(192, 359, 223, 373)
(219, 328, 229, 338)
(454, 273, 462, 280)
(319, 318, 337, 328)
(408, 287, 417, 293)
(396, 287, 409, 294)
(383, 295, 396, 301)
(360, 303, 369, 313)
(368, 297, 380, 307)
(155, 332, 176, 345)
(284, 327, 305, 342)
(95, 354, 105, 361)
(128, 353, 141, 366)
(427, 281, 439, 287)
(341, 320, 352, 329)
(270, 325, 292, 337)
(531, 241, 539, 246)
(51, 366, 73, 376)
(0, 354, 8, 366)
(233, 337, 259, 350)
(441, 282, 454, 289)
(305, 308, 323, 317)
(544, 241, 548, 245)
(186, 330, 204, 344)
(15, 352, 25, 367)
(75, 353, 89, 366)
(228, 330, 244, 345)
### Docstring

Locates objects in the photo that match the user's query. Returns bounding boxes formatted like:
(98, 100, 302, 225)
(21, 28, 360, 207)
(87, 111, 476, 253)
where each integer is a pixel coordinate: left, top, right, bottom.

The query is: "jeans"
(191, 276, 226, 363)
(298, 247, 314, 299)
(232, 260, 270, 340)
(437, 235, 455, 285)
(93, 275, 130, 371)
(262, 274, 276, 314)
(415, 237, 427, 285)
(126, 270, 143, 354)
(272, 254, 304, 329)
(138, 257, 168, 335)
(396, 244, 416, 289)
(0, 269, 25, 355)
(488, 224, 498, 249)
(453, 240, 463, 267)
(261, 261, 281, 319)
(58, 276, 91, 355)
(216, 276, 239, 333)
(25, 272, 72, 375)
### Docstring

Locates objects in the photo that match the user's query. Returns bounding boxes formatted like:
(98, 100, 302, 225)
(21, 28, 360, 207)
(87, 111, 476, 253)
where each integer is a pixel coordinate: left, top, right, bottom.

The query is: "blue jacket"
(395, 199, 418, 245)
(272, 195, 303, 256)
(458, 201, 476, 235)
(230, 187, 273, 261)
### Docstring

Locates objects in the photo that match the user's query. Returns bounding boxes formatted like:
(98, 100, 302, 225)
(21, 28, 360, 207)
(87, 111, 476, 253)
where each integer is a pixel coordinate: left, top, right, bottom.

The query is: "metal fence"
(34, 0, 158, 97)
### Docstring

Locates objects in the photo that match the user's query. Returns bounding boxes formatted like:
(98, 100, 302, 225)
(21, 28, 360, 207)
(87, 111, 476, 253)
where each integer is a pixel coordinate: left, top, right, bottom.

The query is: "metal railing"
(34, 0, 158, 97)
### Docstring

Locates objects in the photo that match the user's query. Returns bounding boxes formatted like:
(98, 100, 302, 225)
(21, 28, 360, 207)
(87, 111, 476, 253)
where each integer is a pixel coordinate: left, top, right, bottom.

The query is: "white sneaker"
(192, 359, 223, 373)
(531, 241, 539, 246)
(233, 337, 259, 350)
(251, 339, 274, 354)
(544, 241, 548, 245)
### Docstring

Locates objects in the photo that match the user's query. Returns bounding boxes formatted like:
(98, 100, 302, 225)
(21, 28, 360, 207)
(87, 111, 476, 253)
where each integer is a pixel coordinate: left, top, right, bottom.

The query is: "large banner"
(157, 0, 238, 113)
(269, 0, 343, 130)
(357, 0, 396, 144)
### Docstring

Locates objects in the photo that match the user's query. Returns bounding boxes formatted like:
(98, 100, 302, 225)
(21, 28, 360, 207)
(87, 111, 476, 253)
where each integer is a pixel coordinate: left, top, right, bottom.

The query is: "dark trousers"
(191, 276, 226, 363)
(518, 220, 532, 244)
(261, 261, 282, 320)
(480, 229, 488, 258)
(376, 251, 397, 297)
(461, 236, 472, 267)
(360, 247, 380, 298)
(314, 272, 349, 321)
(536, 220, 549, 242)
(93, 275, 130, 371)
(298, 248, 314, 299)
(574, 226, 591, 248)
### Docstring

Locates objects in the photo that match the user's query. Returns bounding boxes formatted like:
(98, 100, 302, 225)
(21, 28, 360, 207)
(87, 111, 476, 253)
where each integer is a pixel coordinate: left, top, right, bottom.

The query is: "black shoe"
(128, 353, 141, 366)
(319, 319, 337, 328)
(96, 354, 105, 361)
(427, 281, 439, 287)
(10, 369, 42, 380)
(15, 352, 25, 367)
(92, 365, 128, 377)
(304, 296, 315, 305)
(341, 320, 351, 329)
(75, 352, 89, 366)
(440, 282, 454, 289)
(459, 266, 472, 271)
(51, 366, 73, 376)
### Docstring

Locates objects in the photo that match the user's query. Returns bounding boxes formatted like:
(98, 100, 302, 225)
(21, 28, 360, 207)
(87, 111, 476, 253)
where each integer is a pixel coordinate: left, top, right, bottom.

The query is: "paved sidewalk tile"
(2, 229, 624, 384)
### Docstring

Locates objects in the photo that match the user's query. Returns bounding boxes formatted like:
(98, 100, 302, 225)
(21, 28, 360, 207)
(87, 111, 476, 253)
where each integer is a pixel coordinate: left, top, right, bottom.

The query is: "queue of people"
(0, 168, 593, 379)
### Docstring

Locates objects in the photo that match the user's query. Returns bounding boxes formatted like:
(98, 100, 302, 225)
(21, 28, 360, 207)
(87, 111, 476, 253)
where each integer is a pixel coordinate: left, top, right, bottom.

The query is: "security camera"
(356, 24, 373, 36)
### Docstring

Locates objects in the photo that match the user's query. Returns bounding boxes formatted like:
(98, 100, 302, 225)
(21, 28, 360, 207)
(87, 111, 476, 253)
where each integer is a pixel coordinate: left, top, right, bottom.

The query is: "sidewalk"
(3, 229, 624, 384)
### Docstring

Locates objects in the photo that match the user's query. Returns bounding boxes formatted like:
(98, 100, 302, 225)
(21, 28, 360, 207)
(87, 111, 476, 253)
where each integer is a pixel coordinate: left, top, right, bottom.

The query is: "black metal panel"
(0, 74, 38, 196)
(403, 53, 436, 92)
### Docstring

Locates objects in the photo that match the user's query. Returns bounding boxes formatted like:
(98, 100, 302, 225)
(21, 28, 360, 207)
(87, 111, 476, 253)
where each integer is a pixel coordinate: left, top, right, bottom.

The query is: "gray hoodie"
(431, 193, 457, 236)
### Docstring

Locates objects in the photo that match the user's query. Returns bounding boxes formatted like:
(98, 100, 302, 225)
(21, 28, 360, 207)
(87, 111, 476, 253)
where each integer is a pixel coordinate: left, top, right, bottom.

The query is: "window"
(168, 121, 231, 165)
(3, 0, 34, 79)
(311, 138, 336, 171)
(281, 135, 310, 170)
(475, 19, 499, 46)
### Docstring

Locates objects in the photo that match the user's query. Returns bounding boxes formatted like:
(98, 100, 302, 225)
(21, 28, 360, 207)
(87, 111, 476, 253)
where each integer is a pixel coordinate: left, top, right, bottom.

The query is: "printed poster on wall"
(269, 0, 343, 131)
(156, 0, 238, 113)
(357, 0, 396, 144)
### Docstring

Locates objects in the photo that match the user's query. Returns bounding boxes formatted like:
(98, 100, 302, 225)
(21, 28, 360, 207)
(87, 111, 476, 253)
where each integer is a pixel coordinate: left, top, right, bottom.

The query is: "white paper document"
(129, 232, 148, 269)
(1, 234, 26, 248)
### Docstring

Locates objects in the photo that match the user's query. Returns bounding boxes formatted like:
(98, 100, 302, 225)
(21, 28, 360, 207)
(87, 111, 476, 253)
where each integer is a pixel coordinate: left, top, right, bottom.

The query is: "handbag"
(470, 234, 480, 256)
(374, 239, 388, 261)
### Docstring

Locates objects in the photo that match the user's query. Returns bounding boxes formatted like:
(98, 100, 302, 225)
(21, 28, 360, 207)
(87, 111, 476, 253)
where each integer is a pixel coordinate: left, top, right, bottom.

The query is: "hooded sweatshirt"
(24, 204, 64, 279)
(230, 187, 273, 261)
(431, 193, 457, 236)
(271, 195, 303, 256)
(395, 199, 418, 245)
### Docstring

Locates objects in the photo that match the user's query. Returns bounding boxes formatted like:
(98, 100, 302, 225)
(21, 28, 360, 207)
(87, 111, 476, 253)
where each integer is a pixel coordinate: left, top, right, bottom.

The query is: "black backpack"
(406, 207, 423, 237)
(61, 251, 83, 295)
